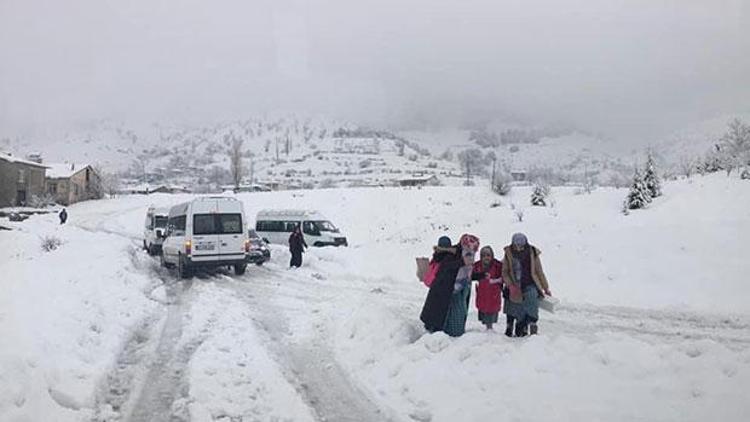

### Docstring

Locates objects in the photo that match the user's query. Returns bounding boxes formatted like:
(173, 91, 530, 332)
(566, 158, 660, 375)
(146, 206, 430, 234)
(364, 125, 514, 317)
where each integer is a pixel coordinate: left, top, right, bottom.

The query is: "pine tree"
(530, 183, 550, 206)
(624, 168, 651, 211)
(643, 152, 662, 198)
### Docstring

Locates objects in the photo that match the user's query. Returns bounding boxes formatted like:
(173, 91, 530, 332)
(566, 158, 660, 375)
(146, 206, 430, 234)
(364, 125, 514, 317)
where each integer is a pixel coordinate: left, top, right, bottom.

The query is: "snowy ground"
(1, 173, 749, 421)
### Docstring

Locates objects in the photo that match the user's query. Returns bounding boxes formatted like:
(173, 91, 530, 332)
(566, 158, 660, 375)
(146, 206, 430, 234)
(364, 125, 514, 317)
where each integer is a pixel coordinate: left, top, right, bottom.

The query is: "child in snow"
(501, 233, 551, 336)
(443, 234, 480, 337)
(472, 246, 503, 330)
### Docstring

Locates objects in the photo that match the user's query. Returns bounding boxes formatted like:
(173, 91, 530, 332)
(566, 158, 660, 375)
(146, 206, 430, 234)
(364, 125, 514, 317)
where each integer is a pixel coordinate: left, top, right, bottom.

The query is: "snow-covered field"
(1, 173, 749, 421)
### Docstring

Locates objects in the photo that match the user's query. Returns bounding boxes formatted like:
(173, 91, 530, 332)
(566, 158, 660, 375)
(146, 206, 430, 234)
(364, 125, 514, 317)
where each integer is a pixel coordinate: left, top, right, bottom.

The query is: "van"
(143, 206, 170, 255)
(161, 197, 249, 278)
(255, 209, 348, 247)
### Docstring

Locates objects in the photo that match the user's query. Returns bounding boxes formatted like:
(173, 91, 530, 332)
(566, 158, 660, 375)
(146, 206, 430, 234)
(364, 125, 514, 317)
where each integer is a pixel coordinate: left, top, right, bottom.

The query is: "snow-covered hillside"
(4, 114, 747, 193)
(1, 173, 748, 421)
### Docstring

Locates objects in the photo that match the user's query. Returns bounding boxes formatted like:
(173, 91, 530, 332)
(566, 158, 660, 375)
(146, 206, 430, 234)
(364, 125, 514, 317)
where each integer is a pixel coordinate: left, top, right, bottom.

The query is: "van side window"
(303, 221, 319, 235)
(257, 221, 281, 232)
(168, 215, 186, 235)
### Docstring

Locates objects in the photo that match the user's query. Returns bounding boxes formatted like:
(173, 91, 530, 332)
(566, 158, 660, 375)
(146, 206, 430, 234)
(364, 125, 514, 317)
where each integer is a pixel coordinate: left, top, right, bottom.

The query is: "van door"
(217, 212, 245, 260)
(191, 201, 220, 262)
(302, 220, 320, 246)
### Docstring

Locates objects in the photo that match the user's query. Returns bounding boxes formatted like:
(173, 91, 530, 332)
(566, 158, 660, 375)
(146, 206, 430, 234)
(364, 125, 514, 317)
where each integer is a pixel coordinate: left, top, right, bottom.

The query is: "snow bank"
(0, 214, 158, 421)
(333, 299, 750, 422)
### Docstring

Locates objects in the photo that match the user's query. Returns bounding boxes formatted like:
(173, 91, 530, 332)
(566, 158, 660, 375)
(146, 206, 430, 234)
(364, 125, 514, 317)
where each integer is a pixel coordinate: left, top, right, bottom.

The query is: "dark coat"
(419, 246, 463, 332)
(289, 231, 307, 253)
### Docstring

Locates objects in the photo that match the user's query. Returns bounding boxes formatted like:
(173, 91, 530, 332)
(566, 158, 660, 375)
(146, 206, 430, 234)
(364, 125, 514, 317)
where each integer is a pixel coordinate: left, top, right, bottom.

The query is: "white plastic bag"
(539, 296, 559, 313)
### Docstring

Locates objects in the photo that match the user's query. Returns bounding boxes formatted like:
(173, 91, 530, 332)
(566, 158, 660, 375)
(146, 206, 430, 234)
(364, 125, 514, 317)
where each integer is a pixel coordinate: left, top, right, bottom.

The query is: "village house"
(0, 152, 48, 207)
(398, 174, 440, 187)
(46, 163, 102, 205)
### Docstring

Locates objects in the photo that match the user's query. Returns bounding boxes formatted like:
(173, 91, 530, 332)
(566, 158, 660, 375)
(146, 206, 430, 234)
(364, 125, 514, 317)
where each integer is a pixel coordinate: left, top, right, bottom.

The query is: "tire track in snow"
(93, 247, 200, 422)
(222, 269, 400, 422)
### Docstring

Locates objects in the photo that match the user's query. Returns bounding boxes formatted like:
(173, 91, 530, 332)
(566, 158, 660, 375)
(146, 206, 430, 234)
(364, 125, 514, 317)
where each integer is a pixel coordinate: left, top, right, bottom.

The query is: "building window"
(48, 183, 57, 194)
(18, 169, 25, 183)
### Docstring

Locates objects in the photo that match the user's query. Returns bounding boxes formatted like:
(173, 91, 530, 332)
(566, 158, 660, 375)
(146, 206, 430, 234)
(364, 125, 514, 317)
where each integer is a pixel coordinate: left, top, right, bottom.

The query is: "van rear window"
(193, 214, 243, 235)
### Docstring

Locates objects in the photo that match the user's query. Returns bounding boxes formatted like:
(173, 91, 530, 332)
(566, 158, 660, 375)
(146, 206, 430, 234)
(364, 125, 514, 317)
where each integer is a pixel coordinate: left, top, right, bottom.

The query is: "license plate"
(194, 242, 215, 251)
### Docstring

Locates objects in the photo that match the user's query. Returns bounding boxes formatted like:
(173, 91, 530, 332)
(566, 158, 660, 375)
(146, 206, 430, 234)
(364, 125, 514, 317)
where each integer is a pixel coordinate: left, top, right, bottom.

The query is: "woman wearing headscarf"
(443, 234, 480, 337)
(473, 246, 504, 330)
(419, 236, 463, 333)
(501, 233, 551, 336)
(288, 224, 308, 268)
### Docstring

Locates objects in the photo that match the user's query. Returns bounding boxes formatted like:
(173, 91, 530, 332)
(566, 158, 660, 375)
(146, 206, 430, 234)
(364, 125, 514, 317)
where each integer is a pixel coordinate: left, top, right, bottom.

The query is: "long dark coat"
(419, 246, 463, 332)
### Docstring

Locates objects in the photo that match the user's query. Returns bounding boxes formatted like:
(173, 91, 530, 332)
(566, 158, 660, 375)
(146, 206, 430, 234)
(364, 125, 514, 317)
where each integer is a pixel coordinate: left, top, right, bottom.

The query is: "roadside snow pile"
(0, 214, 158, 421)
(333, 300, 750, 422)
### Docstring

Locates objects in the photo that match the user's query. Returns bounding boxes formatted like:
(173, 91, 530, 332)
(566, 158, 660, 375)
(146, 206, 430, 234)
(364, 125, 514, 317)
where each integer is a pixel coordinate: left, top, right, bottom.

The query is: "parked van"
(161, 197, 249, 278)
(143, 206, 170, 255)
(255, 209, 348, 247)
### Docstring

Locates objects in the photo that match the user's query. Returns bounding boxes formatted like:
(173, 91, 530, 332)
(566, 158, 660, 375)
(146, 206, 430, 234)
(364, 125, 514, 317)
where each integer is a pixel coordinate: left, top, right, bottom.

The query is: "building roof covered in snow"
(46, 163, 92, 179)
(0, 151, 48, 168)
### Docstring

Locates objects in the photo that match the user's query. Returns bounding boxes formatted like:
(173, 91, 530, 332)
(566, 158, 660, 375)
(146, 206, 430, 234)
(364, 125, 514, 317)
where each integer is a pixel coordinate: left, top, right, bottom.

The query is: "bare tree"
(457, 148, 484, 185)
(229, 136, 244, 190)
(678, 156, 695, 179)
(96, 168, 122, 198)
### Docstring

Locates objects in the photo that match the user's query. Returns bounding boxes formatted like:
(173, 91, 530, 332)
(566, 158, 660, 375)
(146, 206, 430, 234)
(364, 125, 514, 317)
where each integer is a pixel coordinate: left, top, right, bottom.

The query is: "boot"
(529, 323, 538, 335)
(504, 316, 515, 337)
(515, 320, 527, 337)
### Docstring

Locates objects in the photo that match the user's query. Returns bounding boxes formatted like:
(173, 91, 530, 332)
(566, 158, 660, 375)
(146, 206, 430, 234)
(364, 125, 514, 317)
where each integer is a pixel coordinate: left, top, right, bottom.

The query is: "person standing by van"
(289, 224, 308, 268)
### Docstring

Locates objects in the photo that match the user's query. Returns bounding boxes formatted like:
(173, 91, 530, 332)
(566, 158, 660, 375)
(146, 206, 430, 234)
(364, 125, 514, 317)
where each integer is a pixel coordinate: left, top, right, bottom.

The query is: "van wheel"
(234, 263, 247, 275)
(313, 242, 324, 247)
(178, 255, 193, 279)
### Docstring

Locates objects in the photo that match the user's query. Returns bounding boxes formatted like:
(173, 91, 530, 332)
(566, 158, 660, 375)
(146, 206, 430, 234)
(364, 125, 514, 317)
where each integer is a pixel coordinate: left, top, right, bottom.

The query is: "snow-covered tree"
(530, 182, 550, 206)
(643, 151, 662, 198)
(721, 119, 750, 169)
(492, 172, 512, 196)
(623, 168, 651, 211)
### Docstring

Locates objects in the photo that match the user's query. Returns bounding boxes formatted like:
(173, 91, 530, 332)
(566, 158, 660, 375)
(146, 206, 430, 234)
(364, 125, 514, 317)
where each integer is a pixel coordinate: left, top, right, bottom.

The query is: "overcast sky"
(1, 0, 748, 139)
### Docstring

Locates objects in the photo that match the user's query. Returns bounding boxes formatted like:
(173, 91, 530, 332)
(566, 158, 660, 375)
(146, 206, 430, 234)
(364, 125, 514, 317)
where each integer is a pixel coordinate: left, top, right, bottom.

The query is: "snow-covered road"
(2, 176, 749, 421)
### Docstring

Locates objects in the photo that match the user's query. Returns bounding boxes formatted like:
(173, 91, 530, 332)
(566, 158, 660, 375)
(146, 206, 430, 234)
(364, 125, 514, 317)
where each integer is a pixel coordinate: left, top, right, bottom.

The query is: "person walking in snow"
(58, 208, 68, 225)
(443, 234, 480, 337)
(288, 224, 307, 268)
(419, 236, 463, 333)
(473, 246, 504, 330)
(501, 233, 551, 337)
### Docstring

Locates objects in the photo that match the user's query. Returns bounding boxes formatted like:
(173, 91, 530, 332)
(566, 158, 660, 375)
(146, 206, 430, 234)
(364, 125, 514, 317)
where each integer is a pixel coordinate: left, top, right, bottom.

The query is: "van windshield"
(314, 221, 338, 232)
(193, 214, 243, 235)
(154, 216, 168, 228)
